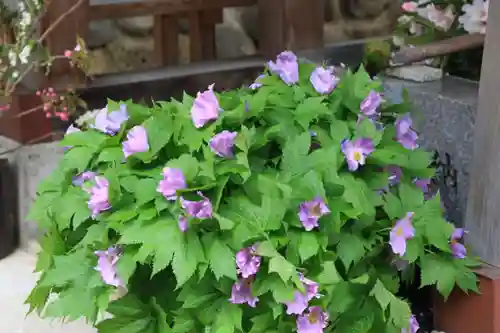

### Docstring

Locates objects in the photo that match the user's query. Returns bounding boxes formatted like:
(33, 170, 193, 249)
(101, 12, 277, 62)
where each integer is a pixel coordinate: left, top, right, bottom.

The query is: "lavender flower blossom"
(88, 176, 111, 218)
(249, 74, 266, 90)
(414, 178, 432, 199)
(157, 167, 186, 200)
(402, 315, 420, 333)
(236, 245, 261, 278)
(181, 192, 213, 219)
(72, 171, 97, 186)
(395, 114, 419, 150)
(93, 104, 129, 135)
(451, 227, 467, 259)
(95, 247, 123, 287)
(178, 216, 188, 232)
(122, 126, 149, 158)
(191, 84, 221, 128)
(209, 130, 238, 158)
(360, 90, 383, 117)
(229, 277, 259, 307)
(286, 275, 320, 315)
(341, 138, 375, 171)
(389, 212, 416, 256)
(296, 307, 329, 333)
(298, 197, 330, 231)
(387, 165, 403, 186)
(310, 66, 338, 94)
(268, 51, 299, 85)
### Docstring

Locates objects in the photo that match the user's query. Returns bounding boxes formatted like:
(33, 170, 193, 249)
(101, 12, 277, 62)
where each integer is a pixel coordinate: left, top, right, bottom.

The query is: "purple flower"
(395, 114, 418, 150)
(298, 197, 330, 231)
(209, 130, 238, 158)
(341, 138, 375, 171)
(122, 126, 149, 158)
(296, 307, 329, 333)
(402, 315, 420, 333)
(191, 84, 221, 128)
(65, 124, 80, 135)
(229, 277, 259, 307)
(249, 74, 266, 90)
(451, 227, 467, 259)
(414, 178, 432, 199)
(95, 247, 123, 287)
(178, 216, 188, 232)
(310, 66, 338, 94)
(389, 212, 416, 257)
(360, 90, 383, 117)
(286, 275, 320, 315)
(88, 176, 111, 218)
(268, 51, 299, 85)
(181, 192, 213, 219)
(236, 245, 261, 278)
(387, 165, 403, 186)
(157, 167, 187, 200)
(93, 104, 129, 135)
(72, 171, 97, 186)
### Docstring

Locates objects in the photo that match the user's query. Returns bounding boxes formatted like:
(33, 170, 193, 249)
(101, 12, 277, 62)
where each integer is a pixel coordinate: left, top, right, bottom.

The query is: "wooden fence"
(0, 0, 326, 143)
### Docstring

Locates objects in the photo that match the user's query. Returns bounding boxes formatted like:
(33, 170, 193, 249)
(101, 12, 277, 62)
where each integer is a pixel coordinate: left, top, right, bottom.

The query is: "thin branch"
(39, 0, 87, 43)
(14, 104, 44, 118)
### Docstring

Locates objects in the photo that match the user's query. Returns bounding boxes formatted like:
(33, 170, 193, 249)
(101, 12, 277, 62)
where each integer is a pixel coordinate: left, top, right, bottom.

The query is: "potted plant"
(26, 51, 478, 333)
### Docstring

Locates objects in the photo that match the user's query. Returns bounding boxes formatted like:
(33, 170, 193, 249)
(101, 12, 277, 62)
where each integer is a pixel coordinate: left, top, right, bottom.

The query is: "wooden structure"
(434, 1, 500, 333)
(1, 0, 325, 143)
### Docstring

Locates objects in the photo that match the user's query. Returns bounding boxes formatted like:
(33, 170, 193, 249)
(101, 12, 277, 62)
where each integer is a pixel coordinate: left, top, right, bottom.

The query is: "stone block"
(383, 76, 478, 227)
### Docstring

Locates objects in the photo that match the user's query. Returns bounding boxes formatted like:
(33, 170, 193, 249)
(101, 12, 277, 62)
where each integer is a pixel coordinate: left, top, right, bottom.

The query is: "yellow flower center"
(310, 204, 322, 216)
(395, 226, 403, 236)
(353, 151, 362, 162)
(308, 311, 319, 324)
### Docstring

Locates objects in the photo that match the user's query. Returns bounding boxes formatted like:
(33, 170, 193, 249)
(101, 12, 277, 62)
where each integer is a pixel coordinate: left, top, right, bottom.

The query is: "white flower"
(426, 5, 455, 31)
(459, 0, 488, 34)
(20, 12, 32, 27)
(11, 71, 19, 79)
(8, 50, 17, 67)
(18, 45, 31, 64)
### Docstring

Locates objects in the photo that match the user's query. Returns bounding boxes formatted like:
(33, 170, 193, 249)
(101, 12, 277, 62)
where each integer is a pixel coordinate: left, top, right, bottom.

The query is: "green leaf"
(298, 232, 319, 262)
(213, 213, 235, 230)
(355, 118, 382, 145)
(389, 297, 411, 329)
(256, 240, 279, 257)
(167, 154, 199, 182)
(61, 146, 95, 173)
(172, 232, 204, 287)
(420, 254, 457, 299)
(212, 302, 242, 333)
(345, 315, 374, 333)
(294, 97, 328, 129)
(370, 279, 392, 311)
(97, 147, 124, 163)
(337, 233, 366, 270)
(134, 178, 160, 206)
(317, 261, 342, 285)
(269, 255, 295, 282)
(44, 286, 96, 321)
(206, 238, 237, 280)
(281, 132, 311, 178)
(59, 130, 108, 149)
(383, 192, 404, 220)
(398, 183, 424, 211)
(340, 174, 376, 217)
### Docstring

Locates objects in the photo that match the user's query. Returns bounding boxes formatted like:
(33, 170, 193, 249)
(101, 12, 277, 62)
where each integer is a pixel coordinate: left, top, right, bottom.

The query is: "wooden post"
(435, 2, 500, 333)
(464, 0, 500, 266)
(153, 15, 180, 66)
(258, 0, 324, 58)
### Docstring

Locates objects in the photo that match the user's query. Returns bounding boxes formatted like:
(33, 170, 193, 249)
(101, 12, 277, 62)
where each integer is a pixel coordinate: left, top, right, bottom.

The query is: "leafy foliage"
(26, 54, 478, 333)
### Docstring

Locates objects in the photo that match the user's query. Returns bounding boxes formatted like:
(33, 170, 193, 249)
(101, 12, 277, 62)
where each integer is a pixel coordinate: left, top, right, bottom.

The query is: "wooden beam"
(258, 0, 324, 58)
(464, 0, 500, 265)
(89, 0, 256, 21)
(153, 15, 179, 66)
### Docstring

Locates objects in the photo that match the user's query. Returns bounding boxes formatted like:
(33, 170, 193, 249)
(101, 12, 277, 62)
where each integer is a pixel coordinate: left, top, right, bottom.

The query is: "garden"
(0, 0, 492, 333)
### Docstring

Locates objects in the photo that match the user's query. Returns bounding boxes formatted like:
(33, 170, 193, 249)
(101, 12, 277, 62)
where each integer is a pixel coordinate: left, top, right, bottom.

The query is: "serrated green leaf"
(370, 279, 392, 311)
(298, 232, 319, 262)
(317, 261, 342, 285)
(207, 238, 236, 280)
(269, 255, 295, 282)
(337, 233, 366, 270)
(389, 297, 411, 329)
(256, 240, 279, 257)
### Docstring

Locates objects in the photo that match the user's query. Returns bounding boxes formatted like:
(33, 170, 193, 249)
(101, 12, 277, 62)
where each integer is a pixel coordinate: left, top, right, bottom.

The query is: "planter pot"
(434, 264, 500, 333)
